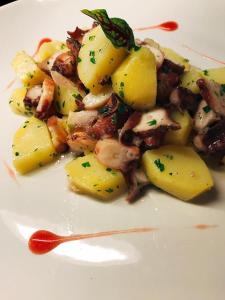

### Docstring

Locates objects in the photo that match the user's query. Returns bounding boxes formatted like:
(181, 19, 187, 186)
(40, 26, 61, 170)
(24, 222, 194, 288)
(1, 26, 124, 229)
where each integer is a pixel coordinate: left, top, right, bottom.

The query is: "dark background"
(1, 0, 16, 6)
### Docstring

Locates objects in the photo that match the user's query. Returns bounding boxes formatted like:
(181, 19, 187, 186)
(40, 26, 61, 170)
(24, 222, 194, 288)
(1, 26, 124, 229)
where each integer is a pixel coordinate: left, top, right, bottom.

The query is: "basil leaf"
(81, 9, 137, 50)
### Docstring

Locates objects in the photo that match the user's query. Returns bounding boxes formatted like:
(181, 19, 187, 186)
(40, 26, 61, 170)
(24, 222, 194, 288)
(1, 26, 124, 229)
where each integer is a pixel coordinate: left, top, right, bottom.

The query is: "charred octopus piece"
(95, 139, 140, 172)
(157, 59, 184, 107)
(47, 116, 68, 153)
(197, 78, 225, 117)
(170, 86, 201, 115)
(35, 78, 55, 119)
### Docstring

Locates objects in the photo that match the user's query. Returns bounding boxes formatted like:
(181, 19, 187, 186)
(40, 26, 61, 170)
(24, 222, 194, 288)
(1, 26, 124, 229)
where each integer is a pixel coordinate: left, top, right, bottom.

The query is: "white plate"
(0, 0, 225, 299)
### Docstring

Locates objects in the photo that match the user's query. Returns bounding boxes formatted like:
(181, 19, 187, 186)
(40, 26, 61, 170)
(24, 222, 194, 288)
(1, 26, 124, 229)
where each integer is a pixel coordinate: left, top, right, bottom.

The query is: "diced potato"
(202, 67, 225, 84)
(13, 117, 56, 174)
(164, 110, 192, 145)
(9, 87, 33, 116)
(12, 51, 47, 87)
(161, 47, 190, 71)
(180, 66, 203, 94)
(142, 145, 214, 201)
(65, 153, 126, 200)
(34, 40, 68, 63)
(78, 25, 127, 94)
(55, 85, 85, 115)
(112, 47, 157, 110)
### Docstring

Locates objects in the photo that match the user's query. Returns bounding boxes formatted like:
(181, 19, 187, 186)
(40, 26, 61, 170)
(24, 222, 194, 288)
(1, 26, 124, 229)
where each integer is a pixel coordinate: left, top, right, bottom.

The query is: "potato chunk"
(34, 40, 68, 63)
(161, 47, 190, 71)
(180, 66, 203, 94)
(12, 51, 47, 87)
(112, 47, 157, 110)
(142, 145, 214, 201)
(202, 67, 225, 84)
(13, 117, 56, 174)
(164, 110, 192, 145)
(9, 87, 33, 116)
(55, 85, 85, 115)
(65, 153, 126, 200)
(78, 25, 127, 94)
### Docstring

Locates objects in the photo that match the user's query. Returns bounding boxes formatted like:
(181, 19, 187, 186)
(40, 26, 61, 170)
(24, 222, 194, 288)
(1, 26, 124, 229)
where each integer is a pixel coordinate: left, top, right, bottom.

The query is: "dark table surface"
(1, 0, 16, 6)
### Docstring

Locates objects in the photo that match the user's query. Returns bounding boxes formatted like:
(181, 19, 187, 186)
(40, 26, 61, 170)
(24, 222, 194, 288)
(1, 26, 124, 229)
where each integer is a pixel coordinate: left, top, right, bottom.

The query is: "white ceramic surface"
(0, 0, 225, 299)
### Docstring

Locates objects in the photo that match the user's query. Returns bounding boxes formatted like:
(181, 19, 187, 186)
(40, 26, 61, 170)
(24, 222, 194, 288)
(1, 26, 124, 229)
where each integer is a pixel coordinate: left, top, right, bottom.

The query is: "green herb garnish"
(81, 9, 138, 50)
(77, 57, 82, 63)
(82, 161, 91, 168)
(15, 152, 20, 156)
(220, 84, 225, 96)
(203, 105, 211, 113)
(148, 119, 157, 126)
(105, 188, 114, 193)
(89, 50, 96, 64)
(89, 35, 95, 41)
(154, 159, 165, 172)
(203, 69, 209, 76)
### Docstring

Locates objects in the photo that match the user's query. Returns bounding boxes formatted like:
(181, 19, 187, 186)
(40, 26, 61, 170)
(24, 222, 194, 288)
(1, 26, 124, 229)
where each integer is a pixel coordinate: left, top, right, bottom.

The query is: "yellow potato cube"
(165, 110, 192, 145)
(9, 87, 33, 116)
(161, 47, 190, 71)
(78, 25, 127, 94)
(12, 51, 47, 87)
(55, 85, 85, 115)
(180, 66, 203, 94)
(112, 47, 157, 110)
(65, 153, 126, 200)
(142, 145, 214, 201)
(202, 67, 225, 84)
(34, 40, 68, 63)
(13, 117, 56, 174)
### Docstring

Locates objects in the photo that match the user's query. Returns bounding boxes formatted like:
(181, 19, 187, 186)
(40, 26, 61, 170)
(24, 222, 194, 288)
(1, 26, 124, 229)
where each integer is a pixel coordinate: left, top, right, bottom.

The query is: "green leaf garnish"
(81, 9, 138, 50)
(203, 105, 211, 113)
(154, 159, 165, 172)
(147, 119, 157, 126)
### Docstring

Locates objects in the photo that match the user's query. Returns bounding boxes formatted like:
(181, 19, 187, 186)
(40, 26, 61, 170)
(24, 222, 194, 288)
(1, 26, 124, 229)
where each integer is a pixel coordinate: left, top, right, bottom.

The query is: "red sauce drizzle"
(182, 44, 225, 66)
(3, 160, 18, 184)
(28, 227, 155, 255)
(135, 21, 178, 32)
(194, 224, 218, 230)
(33, 37, 52, 57)
(4, 78, 16, 91)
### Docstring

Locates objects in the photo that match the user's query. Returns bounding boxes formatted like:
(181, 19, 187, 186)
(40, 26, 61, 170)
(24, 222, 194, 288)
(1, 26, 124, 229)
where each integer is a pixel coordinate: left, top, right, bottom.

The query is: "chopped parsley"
(15, 152, 20, 156)
(220, 84, 225, 96)
(119, 82, 125, 99)
(154, 159, 165, 172)
(106, 168, 117, 175)
(27, 72, 34, 79)
(203, 69, 209, 76)
(111, 114, 117, 125)
(82, 161, 91, 168)
(163, 154, 173, 160)
(183, 58, 189, 62)
(89, 50, 96, 64)
(105, 188, 114, 193)
(62, 101, 65, 108)
(147, 119, 157, 126)
(169, 172, 173, 176)
(119, 90, 124, 98)
(89, 35, 95, 41)
(34, 148, 38, 152)
(60, 44, 66, 50)
(203, 105, 211, 113)
(118, 102, 126, 114)
(38, 162, 43, 168)
(77, 57, 82, 63)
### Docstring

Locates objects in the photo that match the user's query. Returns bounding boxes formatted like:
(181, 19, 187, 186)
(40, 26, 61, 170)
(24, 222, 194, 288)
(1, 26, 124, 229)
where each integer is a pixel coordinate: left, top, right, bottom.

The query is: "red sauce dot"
(28, 230, 62, 255)
(157, 21, 178, 31)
